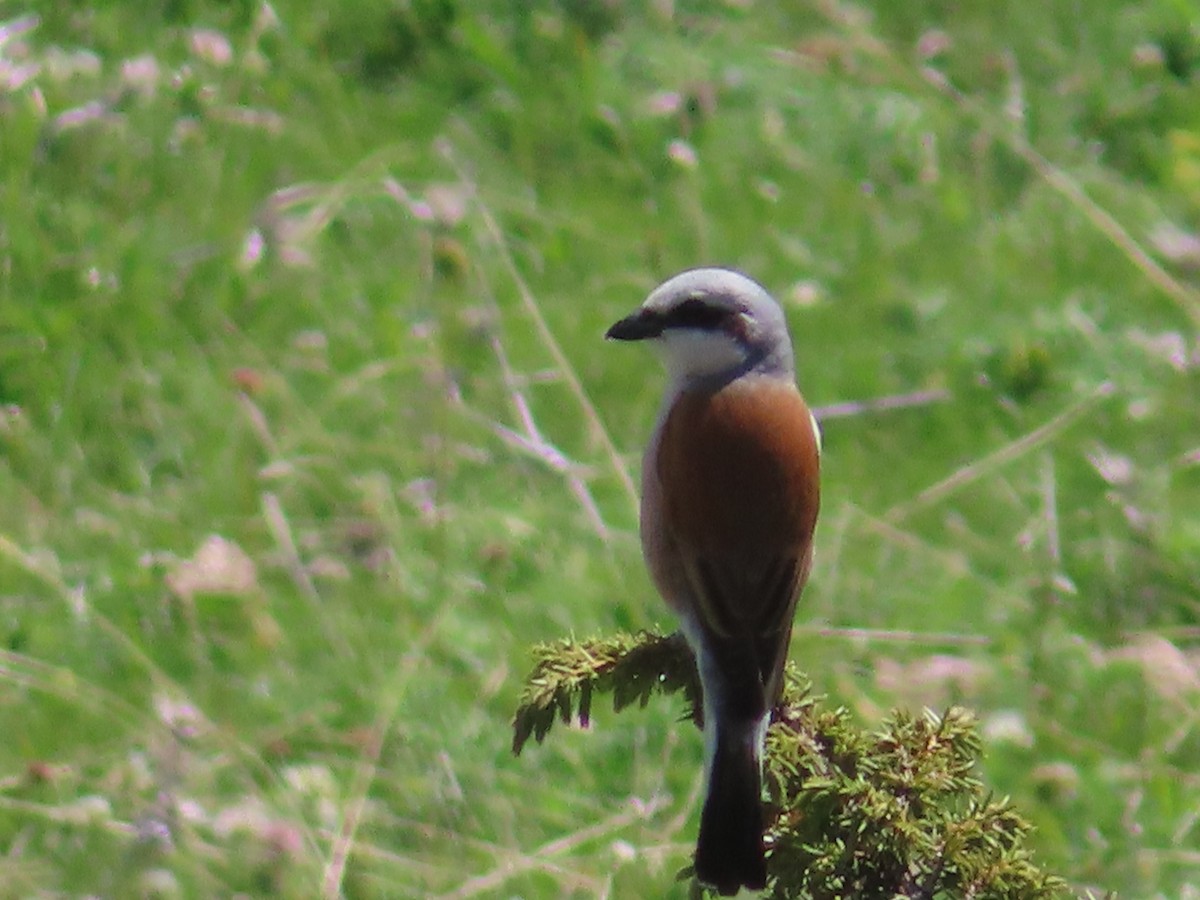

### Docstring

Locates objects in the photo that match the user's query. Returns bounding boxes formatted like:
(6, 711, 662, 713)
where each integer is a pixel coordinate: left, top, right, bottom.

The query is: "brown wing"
(657, 376, 820, 702)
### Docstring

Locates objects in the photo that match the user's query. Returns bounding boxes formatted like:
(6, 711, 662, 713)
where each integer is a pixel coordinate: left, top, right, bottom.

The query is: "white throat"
(655, 328, 748, 388)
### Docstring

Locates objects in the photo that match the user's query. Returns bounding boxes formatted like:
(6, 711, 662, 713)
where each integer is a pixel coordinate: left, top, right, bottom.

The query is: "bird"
(606, 268, 821, 895)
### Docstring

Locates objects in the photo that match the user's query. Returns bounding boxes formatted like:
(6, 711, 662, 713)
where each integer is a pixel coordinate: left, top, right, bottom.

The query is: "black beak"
(605, 310, 663, 341)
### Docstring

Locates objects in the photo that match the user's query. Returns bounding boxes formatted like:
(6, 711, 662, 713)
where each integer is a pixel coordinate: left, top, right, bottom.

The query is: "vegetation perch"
(513, 630, 1074, 899)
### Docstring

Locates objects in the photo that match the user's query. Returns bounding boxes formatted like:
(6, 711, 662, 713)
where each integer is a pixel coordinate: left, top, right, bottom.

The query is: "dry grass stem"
(441, 144, 641, 519)
(886, 382, 1115, 522)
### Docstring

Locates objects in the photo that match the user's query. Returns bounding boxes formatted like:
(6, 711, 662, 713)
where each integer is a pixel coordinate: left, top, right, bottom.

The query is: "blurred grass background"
(1, 1, 1199, 896)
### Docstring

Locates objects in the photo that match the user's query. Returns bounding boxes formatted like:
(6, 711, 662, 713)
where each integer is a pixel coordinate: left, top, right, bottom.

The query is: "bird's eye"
(667, 297, 728, 331)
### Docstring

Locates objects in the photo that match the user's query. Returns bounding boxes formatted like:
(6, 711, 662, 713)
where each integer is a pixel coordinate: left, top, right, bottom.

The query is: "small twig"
(486, 418, 608, 538)
(792, 625, 991, 647)
(0, 795, 138, 835)
(1040, 451, 1061, 567)
(235, 390, 280, 457)
(321, 720, 387, 899)
(261, 492, 352, 660)
(440, 143, 641, 520)
(813, 388, 951, 421)
(478, 416, 576, 472)
(315, 824, 447, 881)
(0, 647, 147, 727)
(450, 366, 609, 539)
(485, 328, 610, 539)
(260, 492, 319, 604)
(1125, 626, 1200, 641)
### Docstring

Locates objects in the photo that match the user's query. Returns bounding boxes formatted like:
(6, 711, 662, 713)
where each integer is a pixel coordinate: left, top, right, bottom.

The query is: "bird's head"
(606, 268, 794, 387)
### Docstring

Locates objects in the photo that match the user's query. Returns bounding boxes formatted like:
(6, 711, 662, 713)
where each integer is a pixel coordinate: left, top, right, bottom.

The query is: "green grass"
(1, 1, 1199, 896)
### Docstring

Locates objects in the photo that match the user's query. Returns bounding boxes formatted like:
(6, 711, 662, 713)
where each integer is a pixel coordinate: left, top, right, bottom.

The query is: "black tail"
(694, 732, 766, 896)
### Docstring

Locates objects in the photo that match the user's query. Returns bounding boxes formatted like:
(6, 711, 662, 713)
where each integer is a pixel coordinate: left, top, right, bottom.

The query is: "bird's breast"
(653, 376, 820, 560)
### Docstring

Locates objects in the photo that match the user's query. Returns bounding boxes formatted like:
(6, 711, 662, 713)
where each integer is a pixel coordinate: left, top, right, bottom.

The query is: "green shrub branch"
(514, 630, 1076, 899)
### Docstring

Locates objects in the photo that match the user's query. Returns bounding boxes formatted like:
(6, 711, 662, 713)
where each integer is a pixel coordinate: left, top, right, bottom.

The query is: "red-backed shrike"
(607, 268, 820, 895)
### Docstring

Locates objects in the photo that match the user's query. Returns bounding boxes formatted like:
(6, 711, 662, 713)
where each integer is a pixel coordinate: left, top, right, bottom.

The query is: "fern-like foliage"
(512, 630, 701, 754)
(765, 692, 1065, 899)
(513, 630, 1077, 899)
